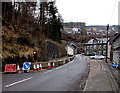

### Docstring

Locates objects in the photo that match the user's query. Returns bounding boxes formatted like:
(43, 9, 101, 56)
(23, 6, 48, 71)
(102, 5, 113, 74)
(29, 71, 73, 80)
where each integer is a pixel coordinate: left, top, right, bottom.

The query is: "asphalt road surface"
(2, 54, 89, 91)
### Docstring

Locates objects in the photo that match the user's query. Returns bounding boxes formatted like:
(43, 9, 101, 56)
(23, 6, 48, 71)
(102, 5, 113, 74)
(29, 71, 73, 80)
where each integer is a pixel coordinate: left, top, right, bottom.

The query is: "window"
(99, 45, 102, 48)
(87, 46, 89, 49)
(90, 45, 93, 49)
(99, 51, 101, 54)
(103, 51, 106, 55)
(94, 45, 96, 49)
(87, 51, 89, 55)
(103, 45, 106, 49)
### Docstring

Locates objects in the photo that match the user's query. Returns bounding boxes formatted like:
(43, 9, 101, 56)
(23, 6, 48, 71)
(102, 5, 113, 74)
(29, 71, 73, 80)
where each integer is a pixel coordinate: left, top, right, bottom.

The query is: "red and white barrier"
(5, 64, 16, 73)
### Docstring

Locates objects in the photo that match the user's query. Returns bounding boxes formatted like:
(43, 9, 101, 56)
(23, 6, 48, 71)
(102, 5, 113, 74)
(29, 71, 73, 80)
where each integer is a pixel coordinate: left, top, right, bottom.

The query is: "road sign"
(5, 64, 16, 72)
(23, 62, 31, 70)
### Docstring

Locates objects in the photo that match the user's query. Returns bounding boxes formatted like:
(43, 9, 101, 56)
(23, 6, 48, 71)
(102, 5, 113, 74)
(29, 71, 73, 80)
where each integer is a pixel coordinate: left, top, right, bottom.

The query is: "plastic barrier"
(5, 64, 16, 73)
(4, 56, 74, 74)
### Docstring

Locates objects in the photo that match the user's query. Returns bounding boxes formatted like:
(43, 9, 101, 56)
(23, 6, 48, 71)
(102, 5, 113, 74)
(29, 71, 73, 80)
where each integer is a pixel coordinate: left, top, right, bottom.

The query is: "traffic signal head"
(33, 51, 37, 55)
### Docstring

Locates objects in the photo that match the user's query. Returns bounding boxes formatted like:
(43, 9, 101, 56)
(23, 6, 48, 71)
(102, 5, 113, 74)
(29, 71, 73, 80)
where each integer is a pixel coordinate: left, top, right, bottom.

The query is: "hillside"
(2, 2, 66, 70)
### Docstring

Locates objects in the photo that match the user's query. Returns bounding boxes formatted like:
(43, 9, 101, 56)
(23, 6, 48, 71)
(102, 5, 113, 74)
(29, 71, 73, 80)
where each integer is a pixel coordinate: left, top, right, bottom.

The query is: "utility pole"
(105, 24, 109, 63)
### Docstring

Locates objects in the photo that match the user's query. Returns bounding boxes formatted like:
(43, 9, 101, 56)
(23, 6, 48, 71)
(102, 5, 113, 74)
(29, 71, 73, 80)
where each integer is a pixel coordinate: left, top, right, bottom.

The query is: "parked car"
(90, 54, 105, 59)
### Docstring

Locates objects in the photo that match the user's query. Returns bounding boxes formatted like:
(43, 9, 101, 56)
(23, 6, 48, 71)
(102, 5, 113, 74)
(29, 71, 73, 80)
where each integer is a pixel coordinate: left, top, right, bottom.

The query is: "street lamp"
(105, 24, 109, 63)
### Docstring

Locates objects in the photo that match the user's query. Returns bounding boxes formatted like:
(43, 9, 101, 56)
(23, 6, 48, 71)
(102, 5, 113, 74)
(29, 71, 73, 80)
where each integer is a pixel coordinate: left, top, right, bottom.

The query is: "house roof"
(85, 38, 108, 45)
(68, 43, 77, 49)
(112, 32, 120, 42)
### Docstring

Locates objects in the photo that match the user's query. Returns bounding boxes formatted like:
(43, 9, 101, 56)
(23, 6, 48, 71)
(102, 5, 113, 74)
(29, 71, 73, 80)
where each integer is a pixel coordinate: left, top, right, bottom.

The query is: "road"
(2, 54, 89, 91)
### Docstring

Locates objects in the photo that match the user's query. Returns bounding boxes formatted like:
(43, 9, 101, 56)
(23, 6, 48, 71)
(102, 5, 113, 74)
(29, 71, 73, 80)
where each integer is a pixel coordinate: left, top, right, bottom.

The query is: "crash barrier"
(4, 56, 74, 73)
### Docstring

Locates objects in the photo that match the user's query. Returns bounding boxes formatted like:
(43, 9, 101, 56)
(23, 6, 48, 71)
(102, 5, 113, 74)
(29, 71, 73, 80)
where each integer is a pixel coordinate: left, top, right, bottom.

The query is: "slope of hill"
(2, 1, 66, 70)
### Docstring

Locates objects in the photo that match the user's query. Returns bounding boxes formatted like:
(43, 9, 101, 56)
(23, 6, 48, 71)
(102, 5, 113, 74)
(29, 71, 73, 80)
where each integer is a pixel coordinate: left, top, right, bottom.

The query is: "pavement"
(2, 54, 89, 91)
(107, 61, 120, 90)
(83, 58, 119, 92)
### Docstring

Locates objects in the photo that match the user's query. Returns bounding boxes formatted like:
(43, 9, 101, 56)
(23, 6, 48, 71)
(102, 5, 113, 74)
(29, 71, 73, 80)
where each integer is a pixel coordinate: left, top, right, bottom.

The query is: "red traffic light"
(33, 51, 37, 55)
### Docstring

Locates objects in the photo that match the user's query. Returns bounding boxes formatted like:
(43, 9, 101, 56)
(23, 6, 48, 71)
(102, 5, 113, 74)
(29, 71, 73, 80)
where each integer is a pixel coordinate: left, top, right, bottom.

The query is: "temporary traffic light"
(33, 51, 37, 61)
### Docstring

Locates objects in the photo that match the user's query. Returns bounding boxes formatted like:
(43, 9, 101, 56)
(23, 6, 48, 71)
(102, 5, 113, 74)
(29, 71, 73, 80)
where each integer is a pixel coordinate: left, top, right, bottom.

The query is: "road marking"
(5, 77, 33, 88)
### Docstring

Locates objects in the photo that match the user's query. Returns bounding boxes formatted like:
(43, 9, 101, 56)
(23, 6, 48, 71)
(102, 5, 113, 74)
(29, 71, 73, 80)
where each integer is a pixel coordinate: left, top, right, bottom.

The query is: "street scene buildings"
(85, 38, 107, 56)
(112, 33, 120, 64)
(1, 0, 120, 92)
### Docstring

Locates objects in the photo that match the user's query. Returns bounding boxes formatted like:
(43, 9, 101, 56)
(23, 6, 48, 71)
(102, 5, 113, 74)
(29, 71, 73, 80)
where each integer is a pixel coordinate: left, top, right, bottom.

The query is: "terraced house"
(112, 33, 120, 64)
(85, 38, 108, 56)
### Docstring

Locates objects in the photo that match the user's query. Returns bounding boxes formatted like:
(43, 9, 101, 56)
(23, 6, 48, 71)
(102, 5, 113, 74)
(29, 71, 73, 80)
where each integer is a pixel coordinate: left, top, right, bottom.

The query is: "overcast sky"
(56, 0, 119, 25)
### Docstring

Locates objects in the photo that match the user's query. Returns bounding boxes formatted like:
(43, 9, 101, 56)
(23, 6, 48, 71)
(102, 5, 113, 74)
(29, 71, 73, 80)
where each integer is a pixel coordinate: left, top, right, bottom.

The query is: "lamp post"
(105, 24, 109, 63)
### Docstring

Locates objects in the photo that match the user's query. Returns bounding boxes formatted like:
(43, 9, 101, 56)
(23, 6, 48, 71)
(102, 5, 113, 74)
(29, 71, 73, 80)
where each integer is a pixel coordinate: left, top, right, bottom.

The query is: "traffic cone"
(39, 63, 43, 71)
(47, 62, 51, 69)
(16, 64, 21, 73)
(53, 62, 55, 68)
(37, 64, 40, 71)
(33, 64, 37, 72)
(36, 64, 40, 71)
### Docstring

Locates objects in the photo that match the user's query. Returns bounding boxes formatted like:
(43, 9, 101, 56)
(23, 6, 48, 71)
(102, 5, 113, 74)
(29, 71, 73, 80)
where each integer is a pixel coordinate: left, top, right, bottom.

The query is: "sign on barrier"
(5, 64, 16, 72)
(23, 62, 31, 70)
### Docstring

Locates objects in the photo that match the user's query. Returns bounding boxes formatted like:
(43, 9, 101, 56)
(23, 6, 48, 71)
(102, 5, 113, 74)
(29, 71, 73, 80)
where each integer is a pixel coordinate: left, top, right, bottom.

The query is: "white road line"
(5, 77, 33, 88)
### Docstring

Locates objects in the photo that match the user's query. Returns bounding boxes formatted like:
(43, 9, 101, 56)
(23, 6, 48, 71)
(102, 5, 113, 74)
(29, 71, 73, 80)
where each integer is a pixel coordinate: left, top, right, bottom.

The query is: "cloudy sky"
(56, 0, 119, 25)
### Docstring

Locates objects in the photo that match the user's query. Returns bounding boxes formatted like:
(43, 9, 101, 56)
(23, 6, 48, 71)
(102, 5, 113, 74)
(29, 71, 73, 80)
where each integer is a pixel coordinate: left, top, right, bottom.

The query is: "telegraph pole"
(105, 24, 109, 63)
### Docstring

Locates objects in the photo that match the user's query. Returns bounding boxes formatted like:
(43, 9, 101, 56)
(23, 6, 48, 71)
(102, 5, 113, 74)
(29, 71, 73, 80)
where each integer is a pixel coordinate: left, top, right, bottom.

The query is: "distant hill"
(63, 22, 86, 27)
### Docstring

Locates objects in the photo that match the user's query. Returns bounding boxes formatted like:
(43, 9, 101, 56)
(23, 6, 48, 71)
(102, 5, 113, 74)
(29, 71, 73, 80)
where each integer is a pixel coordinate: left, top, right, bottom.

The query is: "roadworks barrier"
(3, 56, 75, 74)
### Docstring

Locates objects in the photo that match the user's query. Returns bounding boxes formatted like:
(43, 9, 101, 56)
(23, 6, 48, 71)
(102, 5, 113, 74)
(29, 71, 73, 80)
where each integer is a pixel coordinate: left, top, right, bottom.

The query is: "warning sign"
(23, 62, 31, 70)
(5, 64, 16, 72)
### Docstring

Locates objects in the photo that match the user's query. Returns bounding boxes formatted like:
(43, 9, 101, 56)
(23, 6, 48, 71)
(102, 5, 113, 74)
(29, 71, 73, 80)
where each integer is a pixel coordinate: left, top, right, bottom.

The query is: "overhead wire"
(108, 0, 118, 25)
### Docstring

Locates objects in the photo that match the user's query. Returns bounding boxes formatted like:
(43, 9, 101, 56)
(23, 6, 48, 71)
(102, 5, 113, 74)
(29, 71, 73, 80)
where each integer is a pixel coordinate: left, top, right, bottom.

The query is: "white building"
(66, 43, 77, 56)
